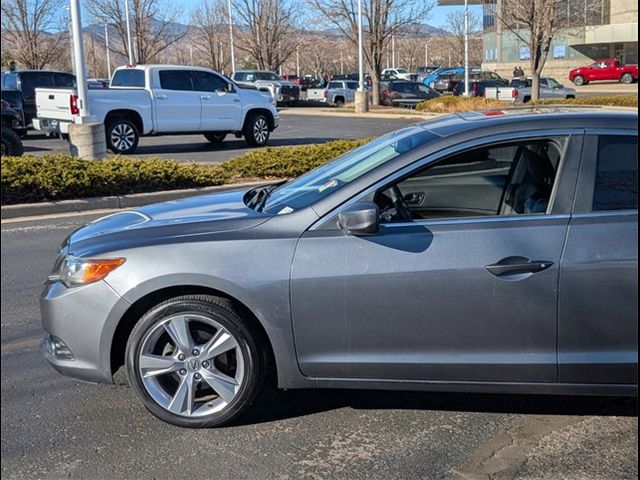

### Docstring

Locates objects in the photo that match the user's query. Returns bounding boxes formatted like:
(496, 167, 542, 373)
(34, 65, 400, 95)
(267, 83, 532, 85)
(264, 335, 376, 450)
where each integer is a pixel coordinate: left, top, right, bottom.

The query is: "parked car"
(1, 69, 76, 126)
(323, 80, 359, 106)
(484, 77, 576, 103)
(232, 70, 300, 106)
(1, 98, 26, 155)
(0, 92, 26, 134)
(381, 68, 417, 82)
(417, 66, 440, 82)
(569, 58, 638, 86)
(380, 81, 440, 107)
(34, 65, 279, 154)
(452, 78, 509, 97)
(422, 67, 464, 89)
(40, 107, 637, 428)
(431, 71, 466, 93)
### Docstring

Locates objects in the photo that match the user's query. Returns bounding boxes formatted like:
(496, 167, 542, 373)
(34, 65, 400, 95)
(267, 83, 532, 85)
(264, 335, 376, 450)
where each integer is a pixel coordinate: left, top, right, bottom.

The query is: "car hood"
(67, 188, 271, 254)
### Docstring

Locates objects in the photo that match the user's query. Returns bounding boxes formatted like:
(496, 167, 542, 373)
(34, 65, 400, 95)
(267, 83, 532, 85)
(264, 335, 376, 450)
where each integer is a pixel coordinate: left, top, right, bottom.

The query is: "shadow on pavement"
(132, 137, 341, 156)
(234, 387, 638, 427)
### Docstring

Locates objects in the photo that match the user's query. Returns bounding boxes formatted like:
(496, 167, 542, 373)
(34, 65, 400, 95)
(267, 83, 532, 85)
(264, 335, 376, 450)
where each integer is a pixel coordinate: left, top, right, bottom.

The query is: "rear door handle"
(200, 95, 211, 100)
(486, 256, 553, 277)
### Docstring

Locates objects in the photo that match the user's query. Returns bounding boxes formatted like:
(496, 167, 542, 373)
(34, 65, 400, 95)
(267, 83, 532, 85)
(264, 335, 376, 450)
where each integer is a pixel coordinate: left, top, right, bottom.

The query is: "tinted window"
(593, 135, 638, 211)
(2, 72, 18, 90)
(192, 71, 227, 92)
(111, 69, 145, 87)
(159, 70, 193, 91)
(327, 82, 340, 89)
(53, 73, 76, 87)
(20, 72, 55, 97)
(346, 81, 359, 90)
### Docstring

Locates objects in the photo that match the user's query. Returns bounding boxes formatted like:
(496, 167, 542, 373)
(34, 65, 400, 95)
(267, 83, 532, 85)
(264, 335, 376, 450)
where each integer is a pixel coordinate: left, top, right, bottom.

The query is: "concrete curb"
(279, 108, 440, 120)
(0, 181, 269, 220)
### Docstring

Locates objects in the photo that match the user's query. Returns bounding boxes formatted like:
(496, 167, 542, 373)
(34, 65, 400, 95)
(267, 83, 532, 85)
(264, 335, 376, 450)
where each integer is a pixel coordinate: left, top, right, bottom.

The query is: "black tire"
(566, 95, 576, 100)
(1, 127, 24, 156)
(522, 96, 531, 103)
(572, 75, 585, 86)
(204, 132, 227, 144)
(334, 97, 345, 107)
(620, 73, 634, 85)
(105, 117, 139, 154)
(243, 113, 271, 147)
(125, 295, 266, 428)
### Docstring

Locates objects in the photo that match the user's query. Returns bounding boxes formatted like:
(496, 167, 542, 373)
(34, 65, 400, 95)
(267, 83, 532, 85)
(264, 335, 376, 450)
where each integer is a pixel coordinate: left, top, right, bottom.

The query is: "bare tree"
(190, 0, 229, 72)
(232, 0, 298, 72)
(86, 0, 187, 64)
(490, 0, 599, 100)
(443, 11, 482, 66)
(0, 0, 65, 69)
(311, 0, 434, 105)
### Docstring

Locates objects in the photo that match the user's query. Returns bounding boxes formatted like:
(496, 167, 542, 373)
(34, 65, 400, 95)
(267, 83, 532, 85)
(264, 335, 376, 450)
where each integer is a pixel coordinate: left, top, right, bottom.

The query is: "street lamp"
(355, 0, 368, 112)
(69, 0, 92, 121)
(227, 0, 235, 73)
(463, 0, 470, 96)
(104, 24, 112, 80)
(123, 0, 134, 65)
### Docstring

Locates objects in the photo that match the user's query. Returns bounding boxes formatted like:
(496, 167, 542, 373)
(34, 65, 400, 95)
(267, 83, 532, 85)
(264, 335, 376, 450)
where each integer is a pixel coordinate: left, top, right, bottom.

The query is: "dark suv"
(1, 69, 76, 126)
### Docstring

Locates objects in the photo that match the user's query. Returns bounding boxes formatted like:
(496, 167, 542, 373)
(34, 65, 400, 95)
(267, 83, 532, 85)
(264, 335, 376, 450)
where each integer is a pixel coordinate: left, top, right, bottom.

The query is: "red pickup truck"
(569, 58, 638, 86)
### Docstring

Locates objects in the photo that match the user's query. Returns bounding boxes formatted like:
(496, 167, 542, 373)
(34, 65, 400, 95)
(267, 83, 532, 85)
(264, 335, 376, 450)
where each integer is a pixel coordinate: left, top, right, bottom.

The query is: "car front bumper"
(40, 280, 131, 384)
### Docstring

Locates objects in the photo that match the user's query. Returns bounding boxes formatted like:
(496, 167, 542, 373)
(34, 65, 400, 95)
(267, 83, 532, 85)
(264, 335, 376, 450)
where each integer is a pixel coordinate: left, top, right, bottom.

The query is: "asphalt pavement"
(20, 112, 417, 163)
(1, 212, 637, 480)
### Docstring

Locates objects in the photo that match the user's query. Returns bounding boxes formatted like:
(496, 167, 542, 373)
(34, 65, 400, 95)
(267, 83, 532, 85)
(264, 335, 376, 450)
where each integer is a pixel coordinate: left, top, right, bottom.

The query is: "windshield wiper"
(257, 180, 288, 212)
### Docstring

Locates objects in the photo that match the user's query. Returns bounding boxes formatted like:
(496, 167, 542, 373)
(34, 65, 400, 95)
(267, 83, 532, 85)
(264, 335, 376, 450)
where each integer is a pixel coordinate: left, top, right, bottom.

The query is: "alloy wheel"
(138, 313, 246, 417)
(110, 123, 136, 152)
(253, 118, 269, 144)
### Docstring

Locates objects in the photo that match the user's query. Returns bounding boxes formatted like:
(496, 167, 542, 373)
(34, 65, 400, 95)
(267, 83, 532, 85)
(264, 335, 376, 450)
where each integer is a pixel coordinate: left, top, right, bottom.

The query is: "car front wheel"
(125, 295, 265, 428)
(243, 114, 270, 147)
(572, 75, 585, 86)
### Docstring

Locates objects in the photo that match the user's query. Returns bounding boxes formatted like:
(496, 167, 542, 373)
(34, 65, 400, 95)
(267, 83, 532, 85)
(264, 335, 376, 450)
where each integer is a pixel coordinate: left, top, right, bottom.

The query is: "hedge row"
(0, 139, 367, 204)
(416, 94, 637, 113)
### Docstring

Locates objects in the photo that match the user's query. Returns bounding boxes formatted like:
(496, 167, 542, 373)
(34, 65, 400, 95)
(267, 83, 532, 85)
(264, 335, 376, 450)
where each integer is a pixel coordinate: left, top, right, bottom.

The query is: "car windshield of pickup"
(261, 128, 437, 215)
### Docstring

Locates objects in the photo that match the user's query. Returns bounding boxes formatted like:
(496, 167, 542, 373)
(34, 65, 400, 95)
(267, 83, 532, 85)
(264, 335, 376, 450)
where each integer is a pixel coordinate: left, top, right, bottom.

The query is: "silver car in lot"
(41, 107, 638, 428)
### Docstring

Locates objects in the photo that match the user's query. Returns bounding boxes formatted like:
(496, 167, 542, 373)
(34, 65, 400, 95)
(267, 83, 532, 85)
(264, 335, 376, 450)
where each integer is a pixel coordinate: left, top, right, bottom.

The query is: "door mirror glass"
(338, 202, 380, 235)
(226, 82, 236, 93)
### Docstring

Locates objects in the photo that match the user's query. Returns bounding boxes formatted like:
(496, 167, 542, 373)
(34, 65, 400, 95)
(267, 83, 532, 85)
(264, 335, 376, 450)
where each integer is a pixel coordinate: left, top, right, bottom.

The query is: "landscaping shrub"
(1, 139, 367, 204)
(415, 96, 510, 113)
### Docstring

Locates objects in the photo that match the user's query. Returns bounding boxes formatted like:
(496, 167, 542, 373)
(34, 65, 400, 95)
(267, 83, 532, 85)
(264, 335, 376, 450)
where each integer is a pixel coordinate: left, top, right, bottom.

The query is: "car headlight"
(49, 255, 126, 288)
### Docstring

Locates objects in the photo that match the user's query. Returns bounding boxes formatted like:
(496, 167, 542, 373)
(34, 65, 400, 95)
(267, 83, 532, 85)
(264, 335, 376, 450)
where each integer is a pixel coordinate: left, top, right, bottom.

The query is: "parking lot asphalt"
(1, 213, 637, 480)
(20, 113, 416, 163)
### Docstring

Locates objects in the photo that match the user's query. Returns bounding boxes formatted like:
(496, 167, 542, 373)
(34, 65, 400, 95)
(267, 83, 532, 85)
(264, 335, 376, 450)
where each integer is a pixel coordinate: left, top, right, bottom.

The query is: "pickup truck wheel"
(204, 133, 226, 144)
(106, 118, 139, 154)
(1, 127, 24, 156)
(334, 97, 345, 107)
(243, 114, 270, 147)
(572, 75, 585, 86)
(620, 73, 634, 84)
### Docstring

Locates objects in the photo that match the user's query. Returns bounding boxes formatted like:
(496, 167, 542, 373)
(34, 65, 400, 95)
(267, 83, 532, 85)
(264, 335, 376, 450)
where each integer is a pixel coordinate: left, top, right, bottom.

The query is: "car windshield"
(262, 128, 437, 214)
(396, 68, 409, 73)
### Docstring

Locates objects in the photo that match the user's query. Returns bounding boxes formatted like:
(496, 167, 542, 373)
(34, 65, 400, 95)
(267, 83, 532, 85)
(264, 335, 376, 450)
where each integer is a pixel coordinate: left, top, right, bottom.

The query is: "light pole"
(69, 0, 91, 121)
(355, 0, 368, 112)
(104, 24, 112, 80)
(391, 35, 395, 68)
(296, 46, 300, 77)
(463, 0, 470, 96)
(227, 0, 235, 73)
(424, 42, 429, 67)
(124, 0, 134, 65)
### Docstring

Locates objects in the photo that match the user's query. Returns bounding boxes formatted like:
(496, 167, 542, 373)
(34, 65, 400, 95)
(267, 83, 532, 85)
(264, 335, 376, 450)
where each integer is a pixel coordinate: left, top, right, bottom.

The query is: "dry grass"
(416, 96, 510, 113)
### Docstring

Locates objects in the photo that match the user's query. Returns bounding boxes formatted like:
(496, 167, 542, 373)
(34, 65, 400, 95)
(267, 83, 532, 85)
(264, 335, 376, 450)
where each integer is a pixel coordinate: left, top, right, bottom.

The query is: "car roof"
(416, 107, 637, 138)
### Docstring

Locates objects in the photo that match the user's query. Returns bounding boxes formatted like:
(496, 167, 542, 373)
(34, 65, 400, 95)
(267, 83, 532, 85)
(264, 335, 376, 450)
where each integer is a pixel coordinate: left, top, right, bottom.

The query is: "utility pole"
(424, 42, 429, 67)
(67, 8, 76, 75)
(227, 0, 235, 73)
(463, 0, 470, 96)
(124, 0, 134, 65)
(340, 49, 344, 75)
(104, 24, 112, 80)
(296, 46, 300, 77)
(70, 0, 91, 120)
(190, 46, 194, 66)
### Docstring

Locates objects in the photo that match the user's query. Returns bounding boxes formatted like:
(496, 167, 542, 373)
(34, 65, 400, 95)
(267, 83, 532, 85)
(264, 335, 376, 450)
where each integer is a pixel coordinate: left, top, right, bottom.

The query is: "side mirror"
(338, 202, 379, 235)
(226, 83, 236, 93)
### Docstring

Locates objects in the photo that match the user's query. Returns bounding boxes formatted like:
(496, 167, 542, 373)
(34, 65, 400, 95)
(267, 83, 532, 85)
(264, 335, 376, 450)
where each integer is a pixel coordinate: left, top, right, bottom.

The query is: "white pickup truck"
(484, 77, 576, 103)
(33, 65, 279, 154)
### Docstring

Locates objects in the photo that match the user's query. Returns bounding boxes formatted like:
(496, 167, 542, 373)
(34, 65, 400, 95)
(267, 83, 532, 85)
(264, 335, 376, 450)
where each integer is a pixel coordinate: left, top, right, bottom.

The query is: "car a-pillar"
(68, 122, 107, 160)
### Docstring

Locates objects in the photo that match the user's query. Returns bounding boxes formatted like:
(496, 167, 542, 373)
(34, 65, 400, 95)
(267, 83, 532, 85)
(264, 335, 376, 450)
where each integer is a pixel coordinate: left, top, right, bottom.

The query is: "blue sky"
(430, 5, 483, 27)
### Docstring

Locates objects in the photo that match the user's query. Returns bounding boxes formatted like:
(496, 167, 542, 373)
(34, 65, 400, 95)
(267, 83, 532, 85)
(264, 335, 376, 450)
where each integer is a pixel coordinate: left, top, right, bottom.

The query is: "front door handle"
(486, 256, 553, 277)
(200, 95, 211, 100)
(155, 93, 167, 100)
